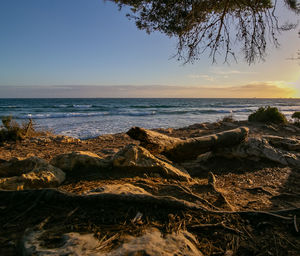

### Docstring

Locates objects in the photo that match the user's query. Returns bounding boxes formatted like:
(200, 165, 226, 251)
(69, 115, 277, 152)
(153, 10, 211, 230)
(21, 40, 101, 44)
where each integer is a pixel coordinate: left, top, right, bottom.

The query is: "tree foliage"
(292, 111, 300, 120)
(0, 116, 35, 143)
(248, 106, 287, 124)
(110, 0, 300, 64)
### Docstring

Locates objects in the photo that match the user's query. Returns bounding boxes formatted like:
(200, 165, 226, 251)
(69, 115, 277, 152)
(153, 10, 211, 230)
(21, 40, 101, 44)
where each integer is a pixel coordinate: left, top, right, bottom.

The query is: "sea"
(0, 98, 300, 139)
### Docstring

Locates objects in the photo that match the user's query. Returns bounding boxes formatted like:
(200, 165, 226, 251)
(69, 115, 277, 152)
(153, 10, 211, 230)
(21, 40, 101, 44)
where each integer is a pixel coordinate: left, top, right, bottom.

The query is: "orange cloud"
(0, 83, 295, 98)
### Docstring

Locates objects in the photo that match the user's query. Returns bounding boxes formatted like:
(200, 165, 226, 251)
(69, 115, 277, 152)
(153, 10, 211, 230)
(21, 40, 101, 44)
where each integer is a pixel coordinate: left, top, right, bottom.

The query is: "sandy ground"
(0, 120, 300, 255)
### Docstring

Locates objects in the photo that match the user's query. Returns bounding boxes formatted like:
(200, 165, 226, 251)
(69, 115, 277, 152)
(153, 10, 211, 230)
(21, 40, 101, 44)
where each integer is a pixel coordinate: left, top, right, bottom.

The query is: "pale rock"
(21, 231, 100, 256)
(222, 121, 237, 128)
(53, 135, 80, 143)
(21, 228, 202, 256)
(30, 135, 81, 144)
(107, 228, 203, 256)
(112, 145, 191, 181)
(50, 151, 108, 173)
(263, 135, 300, 151)
(0, 156, 49, 178)
(218, 137, 300, 167)
(86, 183, 151, 196)
(29, 137, 52, 144)
(0, 164, 65, 190)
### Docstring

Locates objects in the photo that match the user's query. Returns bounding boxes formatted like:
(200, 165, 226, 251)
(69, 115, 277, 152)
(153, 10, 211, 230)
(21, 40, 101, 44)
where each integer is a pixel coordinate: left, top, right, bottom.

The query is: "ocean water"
(0, 98, 300, 139)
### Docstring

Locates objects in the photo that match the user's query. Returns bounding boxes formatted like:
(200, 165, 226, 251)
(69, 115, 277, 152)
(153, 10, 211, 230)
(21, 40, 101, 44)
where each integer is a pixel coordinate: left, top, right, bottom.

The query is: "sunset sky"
(0, 0, 299, 98)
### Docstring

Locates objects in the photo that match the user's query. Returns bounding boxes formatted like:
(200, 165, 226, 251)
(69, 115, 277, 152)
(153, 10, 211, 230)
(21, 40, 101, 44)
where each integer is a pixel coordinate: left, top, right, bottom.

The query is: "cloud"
(210, 68, 256, 76)
(188, 68, 256, 83)
(0, 82, 295, 98)
(188, 74, 215, 81)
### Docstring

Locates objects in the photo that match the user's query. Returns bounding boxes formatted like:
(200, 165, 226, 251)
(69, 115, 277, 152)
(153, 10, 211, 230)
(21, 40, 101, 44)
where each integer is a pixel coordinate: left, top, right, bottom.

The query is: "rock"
(154, 128, 174, 134)
(225, 250, 234, 256)
(196, 151, 213, 162)
(284, 126, 296, 133)
(100, 148, 119, 155)
(187, 123, 208, 130)
(222, 121, 237, 128)
(0, 164, 65, 190)
(264, 124, 278, 132)
(107, 228, 203, 256)
(29, 136, 52, 144)
(29, 135, 81, 144)
(50, 151, 109, 174)
(283, 124, 300, 133)
(21, 228, 202, 256)
(86, 184, 151, 196)
(21, 230, 101, 256)
(112, 145, 191, 181)
(0, 156, 49, 178)
(263, 135, 300, 151)
(53, 135, 81, 143)
(217, 137, 300, 167)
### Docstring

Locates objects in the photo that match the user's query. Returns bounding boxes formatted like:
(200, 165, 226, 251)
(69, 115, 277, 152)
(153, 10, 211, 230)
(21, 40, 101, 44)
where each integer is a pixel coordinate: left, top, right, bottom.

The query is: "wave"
(232, 109, 252, 113)
(280, 108, 300, 112)
(20, 112, 108, 119)
(130, 105, 178, 109)
(158, 109, 233, 115)
(0, 105, 18, 108)
(54, 104, 69, 108)
(209, 104, 254, 109)
(125, 111, 156, 116)
(18, 111, 157, 119)
(12, 106, 300, 120)
(73, 104, 93, 108)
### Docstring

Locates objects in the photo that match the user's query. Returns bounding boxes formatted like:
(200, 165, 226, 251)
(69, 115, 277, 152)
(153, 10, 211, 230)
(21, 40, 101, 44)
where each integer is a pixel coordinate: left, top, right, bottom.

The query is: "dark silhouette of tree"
(110, 0, 300, 64)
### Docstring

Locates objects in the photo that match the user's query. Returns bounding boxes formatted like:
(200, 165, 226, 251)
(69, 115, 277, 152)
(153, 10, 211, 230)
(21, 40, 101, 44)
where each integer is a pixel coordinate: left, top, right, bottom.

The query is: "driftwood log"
(127, 126, 249, 162)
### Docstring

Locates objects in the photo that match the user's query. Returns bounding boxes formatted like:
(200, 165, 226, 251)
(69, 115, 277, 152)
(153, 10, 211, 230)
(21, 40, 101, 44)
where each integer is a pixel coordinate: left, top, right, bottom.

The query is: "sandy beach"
(0, 119, 300, 255)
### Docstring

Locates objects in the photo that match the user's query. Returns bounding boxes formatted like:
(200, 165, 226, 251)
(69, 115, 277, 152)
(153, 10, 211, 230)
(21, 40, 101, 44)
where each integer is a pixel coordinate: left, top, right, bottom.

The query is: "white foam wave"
(73, 104, 92, 108)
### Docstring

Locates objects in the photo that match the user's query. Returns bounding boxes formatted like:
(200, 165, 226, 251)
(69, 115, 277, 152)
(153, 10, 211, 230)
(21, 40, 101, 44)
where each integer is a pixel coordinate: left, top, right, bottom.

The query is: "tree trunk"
(127, 126, 249, 162)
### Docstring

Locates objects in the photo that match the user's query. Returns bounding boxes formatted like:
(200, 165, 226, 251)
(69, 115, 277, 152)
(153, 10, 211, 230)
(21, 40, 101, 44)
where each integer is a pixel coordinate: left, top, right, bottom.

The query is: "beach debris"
(50, 151, 110, 174)
(112, 144, 191, 181)
(207, 172, 235, 211)
(127, 126, 249, 162)
(208, 171, 216, 186)
(294, 215, 299, 233)
(0, 164, 65, 190)
(131, 211, 143, 224)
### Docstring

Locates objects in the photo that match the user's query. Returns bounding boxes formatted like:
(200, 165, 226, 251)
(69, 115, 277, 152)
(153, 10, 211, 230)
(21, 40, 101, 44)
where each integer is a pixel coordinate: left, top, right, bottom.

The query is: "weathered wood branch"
(127, 126, 249, 162)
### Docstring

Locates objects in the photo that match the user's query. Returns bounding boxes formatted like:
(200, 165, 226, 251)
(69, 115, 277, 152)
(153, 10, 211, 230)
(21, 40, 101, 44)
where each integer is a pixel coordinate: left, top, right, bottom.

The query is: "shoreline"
(1, 118, 300, 161)
(2, 97, 300, 139)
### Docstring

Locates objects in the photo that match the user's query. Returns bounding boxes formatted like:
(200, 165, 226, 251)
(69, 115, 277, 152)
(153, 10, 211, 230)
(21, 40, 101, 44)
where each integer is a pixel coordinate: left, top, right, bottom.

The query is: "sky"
(0, 0, 299, 98)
